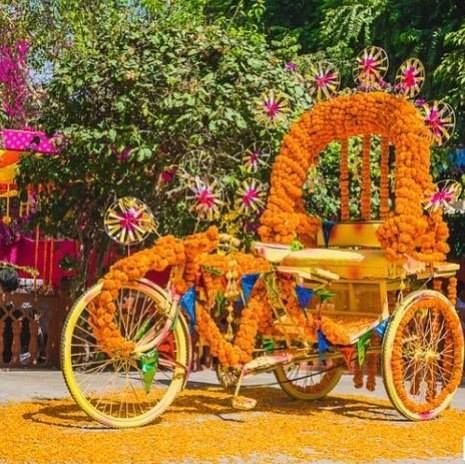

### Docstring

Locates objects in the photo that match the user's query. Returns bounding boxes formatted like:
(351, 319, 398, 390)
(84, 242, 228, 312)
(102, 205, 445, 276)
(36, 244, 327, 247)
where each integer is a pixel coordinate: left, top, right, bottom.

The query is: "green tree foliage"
(206, 1, 465, 105)
(14, 1, 309, 286)
(436, 23, 465, 129)
(2, 0, 465, 281)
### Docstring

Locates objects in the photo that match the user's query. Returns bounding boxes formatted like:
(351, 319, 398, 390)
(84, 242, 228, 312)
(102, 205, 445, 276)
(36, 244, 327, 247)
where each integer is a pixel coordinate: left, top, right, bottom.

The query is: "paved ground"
(1, 368, 465, 409)
(1, 369, 465, 463)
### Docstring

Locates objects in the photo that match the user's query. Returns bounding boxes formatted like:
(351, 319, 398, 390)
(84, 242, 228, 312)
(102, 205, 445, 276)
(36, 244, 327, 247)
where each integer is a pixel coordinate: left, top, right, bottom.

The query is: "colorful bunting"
(140, 349, 159, 394)
(316, 288, 335, 303)
(322, 220, 336, 248)
(295, 285, 314, 312)
(339, 346, 356, 372)
(290, 239, 304, 251)
(318, 330, 331, 355)
(180, 287, 197, 329)
(241, 273, 260, 304)
(262, 337, 275, 353)
(356, 331, 372, 366)
(374, 318, 389, 338)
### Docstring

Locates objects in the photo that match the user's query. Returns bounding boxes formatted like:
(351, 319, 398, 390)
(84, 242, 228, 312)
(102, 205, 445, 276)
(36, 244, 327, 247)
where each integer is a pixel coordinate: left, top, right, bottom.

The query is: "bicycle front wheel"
(61, 280, 190, 428)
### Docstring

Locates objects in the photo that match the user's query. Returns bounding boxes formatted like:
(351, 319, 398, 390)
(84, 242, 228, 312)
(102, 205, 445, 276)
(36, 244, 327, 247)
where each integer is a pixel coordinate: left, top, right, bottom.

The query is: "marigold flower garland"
(90, 221, 359, 365)
(90, 227, 221, 355)
(179, 226, 220, 289)
(198, 252, 271, 308)
(90, 234, 186, 356)
(448, 277, 457, 305)
(259, 91, 449, 264)
(360, 135, 372, 220)
(379, 137, 390, 219)
(339, 138, 349, 221)
(197, 283, 272, 366)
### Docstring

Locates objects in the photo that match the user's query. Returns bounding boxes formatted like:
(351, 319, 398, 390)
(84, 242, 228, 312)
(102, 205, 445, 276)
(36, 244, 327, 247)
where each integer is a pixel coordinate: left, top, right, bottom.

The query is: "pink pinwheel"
(307, 61, 340, 101)
(197, 189, 215, 208)
(425, 180, 462, 213)
(422, 101, 455, 146)
(104, 197, 156, 245)
(361, 56, 377, 75)
(430, 189, 453, 205)
(395, 58, 425, 98)
(255, 91, 289, 127)
(264, 100, 280, 119)
(119, 208, 142, 233)
(403, 66, 417, 88)
(425, 107, 442, 138)
(243, 148, 268, 173)
(355, 47, 389, 87)
(236, 179, 266, 215)
(315, 71, 334, 88)
(188, 177, 223, 221)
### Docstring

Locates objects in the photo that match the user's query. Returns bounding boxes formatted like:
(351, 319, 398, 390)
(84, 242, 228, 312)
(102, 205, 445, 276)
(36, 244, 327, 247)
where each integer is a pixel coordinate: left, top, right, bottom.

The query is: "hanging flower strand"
(255, 90, 289, 128)
(236, 179, 266, 215)
(188, 177, 223, 221)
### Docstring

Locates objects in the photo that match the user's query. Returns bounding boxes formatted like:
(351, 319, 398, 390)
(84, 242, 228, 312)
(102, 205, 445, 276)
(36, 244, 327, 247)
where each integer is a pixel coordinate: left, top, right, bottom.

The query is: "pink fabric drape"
(2, 237, 169, 288)
(15, 237, 78, 286)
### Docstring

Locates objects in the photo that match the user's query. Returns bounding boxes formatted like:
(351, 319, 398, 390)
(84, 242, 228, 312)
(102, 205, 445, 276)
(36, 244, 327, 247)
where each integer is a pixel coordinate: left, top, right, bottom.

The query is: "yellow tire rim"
(61, 280, 190, 428)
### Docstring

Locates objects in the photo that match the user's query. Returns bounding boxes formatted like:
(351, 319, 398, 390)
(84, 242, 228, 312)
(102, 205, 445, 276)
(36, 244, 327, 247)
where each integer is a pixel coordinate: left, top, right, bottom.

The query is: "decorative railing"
(0, 292, 69, 368)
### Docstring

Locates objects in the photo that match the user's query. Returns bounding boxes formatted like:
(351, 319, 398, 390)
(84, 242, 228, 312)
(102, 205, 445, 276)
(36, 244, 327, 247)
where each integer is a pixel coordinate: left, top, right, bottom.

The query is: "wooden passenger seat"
(284, 221, 405, 280)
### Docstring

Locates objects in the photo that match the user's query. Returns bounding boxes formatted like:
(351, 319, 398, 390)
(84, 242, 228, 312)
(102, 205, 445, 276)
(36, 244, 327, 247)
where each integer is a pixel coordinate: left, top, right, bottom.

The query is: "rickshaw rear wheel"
(61, 280, 190, 428)
(383, 289, 464, 421)
(274, 358, 343, 400)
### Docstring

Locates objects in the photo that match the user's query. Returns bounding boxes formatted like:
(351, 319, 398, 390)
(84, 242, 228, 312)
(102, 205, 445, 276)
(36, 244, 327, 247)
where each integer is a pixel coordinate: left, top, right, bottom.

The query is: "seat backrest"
(316, 221, 382, 248)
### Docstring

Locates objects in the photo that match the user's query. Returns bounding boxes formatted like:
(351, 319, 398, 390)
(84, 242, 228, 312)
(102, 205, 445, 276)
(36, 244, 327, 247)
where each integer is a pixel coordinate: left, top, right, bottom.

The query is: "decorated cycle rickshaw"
(61, 48, 464, 427)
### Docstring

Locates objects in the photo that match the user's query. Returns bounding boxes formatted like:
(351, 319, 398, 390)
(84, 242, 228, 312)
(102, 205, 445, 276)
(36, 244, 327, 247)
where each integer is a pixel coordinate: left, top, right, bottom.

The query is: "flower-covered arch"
(258, 91, 449, 263)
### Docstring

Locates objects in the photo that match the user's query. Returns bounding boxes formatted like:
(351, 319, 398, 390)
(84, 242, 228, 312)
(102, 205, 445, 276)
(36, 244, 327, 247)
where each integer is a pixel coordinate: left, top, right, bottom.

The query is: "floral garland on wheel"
(390, 297, 463, 414)
(89, 235, 185, 356)
(90, 228, 219, 356)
